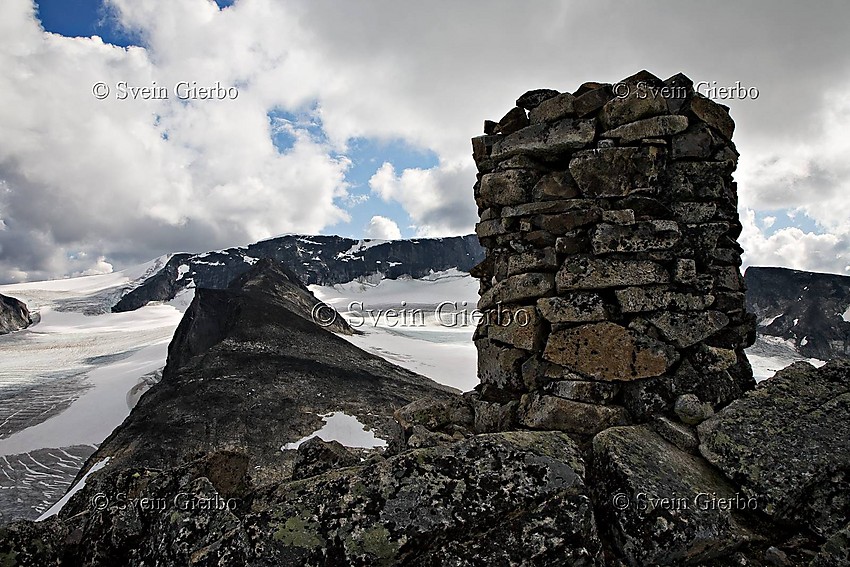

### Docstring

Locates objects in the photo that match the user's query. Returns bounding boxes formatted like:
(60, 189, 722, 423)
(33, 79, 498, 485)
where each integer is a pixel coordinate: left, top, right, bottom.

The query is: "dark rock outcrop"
(113, 234, 484, 312)
(81, 258, 458, 488)
(0, 432, 601, 566)
(745, 266, 850, 360)
(0, 293, 32, 334)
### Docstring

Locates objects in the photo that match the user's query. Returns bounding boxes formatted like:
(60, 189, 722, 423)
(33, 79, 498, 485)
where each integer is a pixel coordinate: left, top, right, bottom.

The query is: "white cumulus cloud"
(364, 216, 401, 240)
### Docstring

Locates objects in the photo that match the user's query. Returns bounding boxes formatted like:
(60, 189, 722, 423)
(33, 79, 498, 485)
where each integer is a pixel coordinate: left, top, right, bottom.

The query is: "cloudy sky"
(1, 0, 849, 282)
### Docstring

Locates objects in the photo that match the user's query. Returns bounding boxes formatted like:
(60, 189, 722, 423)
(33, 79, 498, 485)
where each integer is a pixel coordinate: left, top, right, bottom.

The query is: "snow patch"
(281, 412, 387, 451)
(843, 304, 850, 322)
(758, 314, 781, 327)
(746, 335, 826, 382)
(177, 264, 190, 279)
(310, 270, 479, 391)
(37, 458, 111, 520)
(336, 239, 389, 260)
(243, 256, 259, 265)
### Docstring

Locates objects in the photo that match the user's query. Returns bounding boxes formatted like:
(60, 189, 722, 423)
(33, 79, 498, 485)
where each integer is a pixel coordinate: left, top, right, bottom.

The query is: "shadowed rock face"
(0, 293, 31, 334)
(745, 266, 850, 360)
(78, 258, 458, 488)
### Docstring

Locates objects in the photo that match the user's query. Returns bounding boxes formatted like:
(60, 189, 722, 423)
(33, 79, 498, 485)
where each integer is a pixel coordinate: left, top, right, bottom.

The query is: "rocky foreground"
(0, 258, 846, 565)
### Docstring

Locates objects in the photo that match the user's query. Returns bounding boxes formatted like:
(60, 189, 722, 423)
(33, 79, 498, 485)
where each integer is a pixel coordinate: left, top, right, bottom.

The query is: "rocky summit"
(2, 73, 849, 566)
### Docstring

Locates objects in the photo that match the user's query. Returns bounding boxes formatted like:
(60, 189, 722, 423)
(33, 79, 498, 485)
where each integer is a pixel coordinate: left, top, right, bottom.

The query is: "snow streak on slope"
(312, 269, 480, 392)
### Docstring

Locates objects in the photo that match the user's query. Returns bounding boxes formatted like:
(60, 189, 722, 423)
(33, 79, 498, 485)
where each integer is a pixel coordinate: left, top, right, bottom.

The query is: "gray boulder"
(592, 425, 755, 566)
(698, 360, 850, 538)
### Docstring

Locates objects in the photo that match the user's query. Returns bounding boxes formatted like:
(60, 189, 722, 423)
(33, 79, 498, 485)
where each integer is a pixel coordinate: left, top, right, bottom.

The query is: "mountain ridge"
(112, 234, 484, 313)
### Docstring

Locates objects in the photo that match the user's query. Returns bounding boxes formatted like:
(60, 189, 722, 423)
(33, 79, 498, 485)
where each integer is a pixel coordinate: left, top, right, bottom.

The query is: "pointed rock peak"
(228, 257, 306, 292)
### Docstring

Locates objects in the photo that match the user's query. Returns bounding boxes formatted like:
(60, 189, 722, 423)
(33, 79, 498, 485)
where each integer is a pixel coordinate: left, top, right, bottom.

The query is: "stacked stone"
(470, 70, 756, 438)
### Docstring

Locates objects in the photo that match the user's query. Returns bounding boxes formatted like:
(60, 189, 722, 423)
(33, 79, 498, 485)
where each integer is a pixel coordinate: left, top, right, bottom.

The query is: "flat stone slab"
(544, 322, 678, 381)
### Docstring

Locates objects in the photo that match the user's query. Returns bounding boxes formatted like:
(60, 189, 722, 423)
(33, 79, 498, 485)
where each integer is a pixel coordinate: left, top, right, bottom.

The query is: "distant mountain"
(106, 234, 850, 364)
(745, 267, 850, 360)
(0, 293, 32, 334)
(112, 234, 484, 312)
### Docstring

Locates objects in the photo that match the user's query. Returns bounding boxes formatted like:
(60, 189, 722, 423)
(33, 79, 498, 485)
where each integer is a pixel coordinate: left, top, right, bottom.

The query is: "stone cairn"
(469, 70, 757, 439)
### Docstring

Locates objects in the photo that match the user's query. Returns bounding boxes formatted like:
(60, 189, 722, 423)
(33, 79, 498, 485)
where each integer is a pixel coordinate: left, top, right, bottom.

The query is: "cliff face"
(113, 234, 484, 312)
(745, 266, 850, 360)
(0, 293, 31, 334)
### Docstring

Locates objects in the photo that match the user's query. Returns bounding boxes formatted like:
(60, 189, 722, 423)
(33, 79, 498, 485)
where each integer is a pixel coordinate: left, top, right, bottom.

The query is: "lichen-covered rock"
(537, 292, 608, 323)
(252, 431, 602, 566)
(649, 310, 730, 348)
(673, 394, 713, 425)
(544, 379, 620, 404)
(598, 81, 669, 130)
(486, 304, 544, 350)
(478, 272, 555, 310)
(506, 247, 558, 275)
(698, 360, 850, 537)
(544, 322, 679, 381)
(475, 337, 528, 399)
(518, 393, 629, 436)
(590, 220, 681, 254)
(556, 256, 669, 291)
(653, 416, 699, 452)
(592, 425, 754, 566)
(666, 161, 732, 200)
(515, 89, 560, 110)
(497, 106, 530, 136)
(491, 119, 596, 160)
(810, 522, 850, 567)
(685, 94, 735, 140)
(292, 438, 360, 480)
(478, 169, 539, 207)
(529, 92, 576, 124)
(601, 114, 688, 143)
(569, 147, 663, 198)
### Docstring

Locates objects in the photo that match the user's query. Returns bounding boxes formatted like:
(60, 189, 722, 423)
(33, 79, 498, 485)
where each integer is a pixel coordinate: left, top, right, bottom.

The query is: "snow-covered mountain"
(112, 234, 483, 312)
